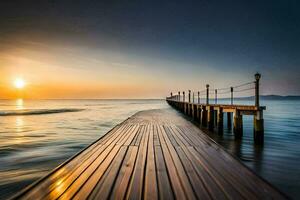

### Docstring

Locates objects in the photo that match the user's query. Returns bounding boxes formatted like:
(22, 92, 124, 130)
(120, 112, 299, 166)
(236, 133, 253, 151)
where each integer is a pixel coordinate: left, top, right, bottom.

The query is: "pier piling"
(255, 73, 261, 107)
(254, 73, 264, 144)
(227, 112, 232, 129)
(206, 84, 209, 104)
(231, 87, 233, 105)
(233, 110, 243, 138)
(207, 106, 215, 131)
(254, 111, 264, 144)
(217, 108, 224, 134)
(201, 106, 207, 127)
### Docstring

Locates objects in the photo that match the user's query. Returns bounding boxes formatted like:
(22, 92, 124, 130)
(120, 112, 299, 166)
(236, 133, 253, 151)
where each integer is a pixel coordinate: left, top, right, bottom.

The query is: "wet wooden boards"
(13, 109, 287, 200)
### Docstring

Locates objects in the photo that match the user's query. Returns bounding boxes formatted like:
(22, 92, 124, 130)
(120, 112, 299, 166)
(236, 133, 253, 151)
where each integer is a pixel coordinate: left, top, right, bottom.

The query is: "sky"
(0, 0, 299, 99)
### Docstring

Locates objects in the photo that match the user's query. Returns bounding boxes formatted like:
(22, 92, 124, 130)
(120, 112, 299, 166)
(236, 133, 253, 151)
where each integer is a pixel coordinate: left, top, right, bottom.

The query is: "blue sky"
(0, 0, 299, 98)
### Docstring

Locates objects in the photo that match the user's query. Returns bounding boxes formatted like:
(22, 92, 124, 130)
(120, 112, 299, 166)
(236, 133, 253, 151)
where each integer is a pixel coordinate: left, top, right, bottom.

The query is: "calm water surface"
(0, 99, 299, 199)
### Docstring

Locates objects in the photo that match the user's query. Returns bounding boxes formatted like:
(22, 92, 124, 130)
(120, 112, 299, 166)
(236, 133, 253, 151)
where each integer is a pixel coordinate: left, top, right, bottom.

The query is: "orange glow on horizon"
(0, 45, 179, 99)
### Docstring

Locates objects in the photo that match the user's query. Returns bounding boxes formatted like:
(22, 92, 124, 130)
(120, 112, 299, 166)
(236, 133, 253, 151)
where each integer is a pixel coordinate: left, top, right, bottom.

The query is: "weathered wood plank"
(18, 124, 129, 200)
(182, 125, 285, 199)
(87, 146, 128, 200)
(154, 145, 174, 200)
(157, 125, 196, 200)
(62, 125, 139, 199)
(109, 146, 138, 199)
(126, 125, 149, 199)
(144, 125, 159, 200)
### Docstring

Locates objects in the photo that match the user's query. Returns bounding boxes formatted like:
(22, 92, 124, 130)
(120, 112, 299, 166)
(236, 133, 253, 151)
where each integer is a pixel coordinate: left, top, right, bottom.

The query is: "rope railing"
(167, 73, 262, 107)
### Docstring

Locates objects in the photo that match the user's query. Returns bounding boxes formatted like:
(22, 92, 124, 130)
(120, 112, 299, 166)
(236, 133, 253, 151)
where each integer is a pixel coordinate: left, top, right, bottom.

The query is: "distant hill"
(225, 95, 300, 100)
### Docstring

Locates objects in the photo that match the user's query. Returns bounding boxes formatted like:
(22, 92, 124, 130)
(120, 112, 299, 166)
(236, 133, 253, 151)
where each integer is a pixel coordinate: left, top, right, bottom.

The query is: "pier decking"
(14, 108, 286, 200)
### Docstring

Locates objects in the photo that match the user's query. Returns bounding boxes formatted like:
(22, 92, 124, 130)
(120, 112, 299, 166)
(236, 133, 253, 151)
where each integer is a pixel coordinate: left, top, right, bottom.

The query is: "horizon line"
(1, 94, 300, 101)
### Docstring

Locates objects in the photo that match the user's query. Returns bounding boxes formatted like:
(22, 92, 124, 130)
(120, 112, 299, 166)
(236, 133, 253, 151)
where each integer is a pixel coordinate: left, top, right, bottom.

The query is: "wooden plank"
(60, 144, 121, 200)
(18, 124, 129, 200)
(123, 125, 141, 146)
(60, 125, 139, 200)
(130, 125, 142, 145)
(188, 146, 245, 199)
(153, 124, 160, 146)
(171, 125, 235, 199)
(126, 125, 149, 199)
(87, 146, 128, 199)
(163, 125, 179, 147)
(154, 145, 174, 200)
(21, 124, 131, 200)
(182, 125, 284, 199)
(179, 126, 261, 197)
(179, 126, 272, 199)
(157, 125, 197, 200)
(134, 125, 145, 146)
(166, 126, 211, 199)
(169, 125, 192, 147)
(109, 146, 139, 199)
(144, 125, 158, 200)
(175, 146, 212, 199)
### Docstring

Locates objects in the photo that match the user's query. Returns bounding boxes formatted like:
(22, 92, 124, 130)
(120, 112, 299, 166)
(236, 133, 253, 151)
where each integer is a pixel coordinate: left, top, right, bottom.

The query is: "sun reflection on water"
(14, 116, 26, 145)
(16, 116, 24, 133)
(16, 99, 24, 110)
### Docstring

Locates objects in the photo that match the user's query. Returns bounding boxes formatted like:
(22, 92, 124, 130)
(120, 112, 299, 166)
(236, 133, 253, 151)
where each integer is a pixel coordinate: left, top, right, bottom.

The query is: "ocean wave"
(0, 108, 84, 116)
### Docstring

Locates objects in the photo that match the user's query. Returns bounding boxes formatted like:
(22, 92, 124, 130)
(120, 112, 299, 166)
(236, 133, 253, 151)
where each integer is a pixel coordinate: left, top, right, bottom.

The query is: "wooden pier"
(13, 108, 286, 200)
(167, 73, 266, 144)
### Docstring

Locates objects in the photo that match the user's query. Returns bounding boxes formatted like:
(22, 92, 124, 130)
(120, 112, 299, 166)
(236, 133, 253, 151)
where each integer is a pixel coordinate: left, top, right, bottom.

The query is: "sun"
(14, 78, 26, 89)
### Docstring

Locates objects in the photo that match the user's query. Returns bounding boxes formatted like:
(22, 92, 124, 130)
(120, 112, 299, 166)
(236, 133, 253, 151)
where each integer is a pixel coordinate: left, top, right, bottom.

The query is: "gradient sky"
(0, 0, 299, 99)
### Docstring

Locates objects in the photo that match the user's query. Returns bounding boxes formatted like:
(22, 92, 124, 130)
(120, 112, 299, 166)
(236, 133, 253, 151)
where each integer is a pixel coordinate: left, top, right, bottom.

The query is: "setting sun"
(14, 78, 26, 89)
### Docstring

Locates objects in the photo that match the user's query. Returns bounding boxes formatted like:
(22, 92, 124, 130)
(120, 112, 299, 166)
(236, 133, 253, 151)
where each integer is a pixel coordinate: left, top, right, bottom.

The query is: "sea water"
(0, 99, 299, 199)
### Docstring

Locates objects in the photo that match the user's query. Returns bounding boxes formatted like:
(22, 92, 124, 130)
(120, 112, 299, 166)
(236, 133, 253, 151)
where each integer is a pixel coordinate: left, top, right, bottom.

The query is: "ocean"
(0, 99, 299, 199)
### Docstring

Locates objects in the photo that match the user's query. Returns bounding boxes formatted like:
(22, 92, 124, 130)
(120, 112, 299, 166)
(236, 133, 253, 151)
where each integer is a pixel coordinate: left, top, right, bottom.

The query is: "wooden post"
(183, 91, 186, 113)
(171, 92, 173, 99)
(196, 105, 200, 121)
(201, 106, 207, 127)
(255, 73, 261, 107)
(198, 105, 202, 125)
(206, 84, 209, 104)
(193, 104, 196, 119)
(188, 90, 191, 116)
(198, 91, 200, 104)
(215, 89, 217, 104)
(254, 110, 264, 144)
(207, 106, 214, 131)
(227, 112, 232, 129)
(231, 87, 233, 105)
(193, 92, 194, 103)
(233, 110, 243, 138)
(217, 108, 224, 134)
(178, 91, 180, 102)
(254, 73, 263, 144)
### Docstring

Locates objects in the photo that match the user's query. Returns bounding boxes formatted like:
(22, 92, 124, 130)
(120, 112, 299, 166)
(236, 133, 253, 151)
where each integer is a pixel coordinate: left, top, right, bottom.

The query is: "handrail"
(167, 73, 261, 107)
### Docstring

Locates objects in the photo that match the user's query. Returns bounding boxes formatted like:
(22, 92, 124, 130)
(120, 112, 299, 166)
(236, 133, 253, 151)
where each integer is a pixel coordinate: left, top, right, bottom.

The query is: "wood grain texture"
(14, 109, 286, 200)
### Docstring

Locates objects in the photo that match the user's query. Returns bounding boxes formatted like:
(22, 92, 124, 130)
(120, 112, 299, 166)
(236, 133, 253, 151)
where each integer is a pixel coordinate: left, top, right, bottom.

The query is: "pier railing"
(166, 73, 265, 144)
